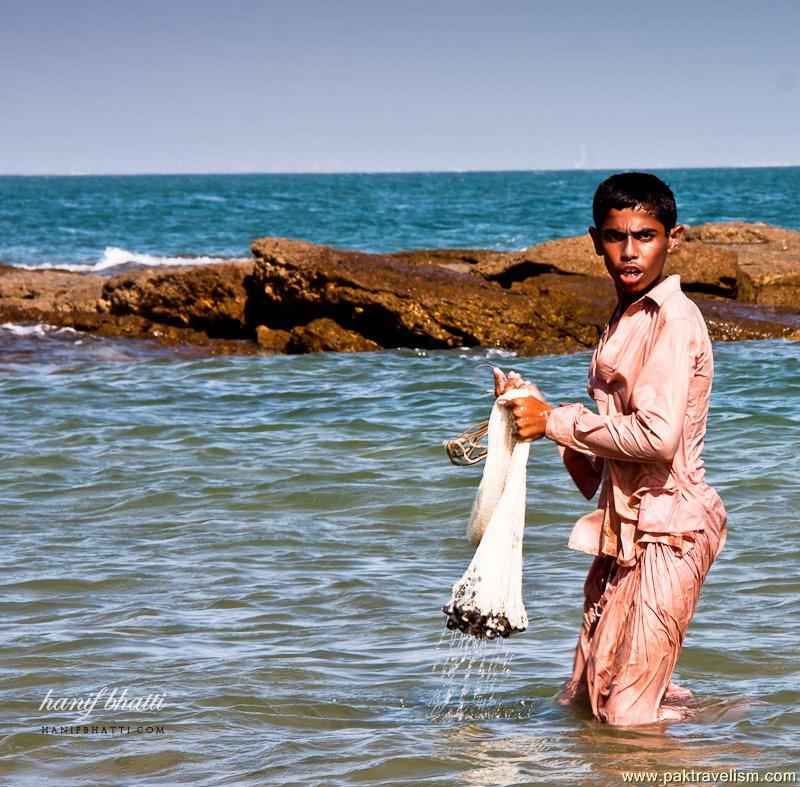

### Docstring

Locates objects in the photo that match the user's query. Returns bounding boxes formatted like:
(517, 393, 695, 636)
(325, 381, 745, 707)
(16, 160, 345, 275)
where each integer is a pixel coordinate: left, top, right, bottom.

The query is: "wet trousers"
(559, 515, 726, 726)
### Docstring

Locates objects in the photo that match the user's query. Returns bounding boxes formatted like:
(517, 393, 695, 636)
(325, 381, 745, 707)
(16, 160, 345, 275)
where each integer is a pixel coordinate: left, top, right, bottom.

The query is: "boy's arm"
(544, 317, 695, 463)
(492, 366, 603, 497)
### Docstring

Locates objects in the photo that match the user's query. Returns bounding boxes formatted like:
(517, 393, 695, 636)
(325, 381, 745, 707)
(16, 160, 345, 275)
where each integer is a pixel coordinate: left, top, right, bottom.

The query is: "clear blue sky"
(1, 0, 798, 173)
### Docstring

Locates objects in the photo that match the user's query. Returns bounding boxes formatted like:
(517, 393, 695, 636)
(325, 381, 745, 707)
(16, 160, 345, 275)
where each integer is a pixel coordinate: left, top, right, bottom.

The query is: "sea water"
(1, 167, 799, 269)
(0, 170, 798, 784)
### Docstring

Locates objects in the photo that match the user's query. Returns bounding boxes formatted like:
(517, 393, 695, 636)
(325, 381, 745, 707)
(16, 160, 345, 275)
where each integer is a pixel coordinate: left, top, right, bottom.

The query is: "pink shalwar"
(543, 274, 727, 726)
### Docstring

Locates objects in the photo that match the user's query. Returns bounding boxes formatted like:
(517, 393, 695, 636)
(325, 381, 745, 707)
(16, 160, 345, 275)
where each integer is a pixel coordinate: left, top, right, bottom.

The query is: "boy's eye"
(603, 230, 658, 242)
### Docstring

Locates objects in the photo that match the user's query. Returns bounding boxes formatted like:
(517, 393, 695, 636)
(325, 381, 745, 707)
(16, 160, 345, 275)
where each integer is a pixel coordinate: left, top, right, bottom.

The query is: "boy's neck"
(616, 273, 667, 311)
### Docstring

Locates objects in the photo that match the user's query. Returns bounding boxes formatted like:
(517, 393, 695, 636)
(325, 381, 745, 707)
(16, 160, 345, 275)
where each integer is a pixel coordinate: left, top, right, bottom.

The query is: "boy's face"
(588, 208, 683, 301)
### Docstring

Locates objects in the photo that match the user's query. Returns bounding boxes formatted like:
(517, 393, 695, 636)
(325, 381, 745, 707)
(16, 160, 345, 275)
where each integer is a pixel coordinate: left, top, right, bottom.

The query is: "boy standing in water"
(496, 172, 727, 726)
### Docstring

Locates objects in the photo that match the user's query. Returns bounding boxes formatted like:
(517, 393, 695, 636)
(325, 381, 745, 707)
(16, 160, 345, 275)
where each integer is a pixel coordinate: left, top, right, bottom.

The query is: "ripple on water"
(0, 339, 798, 783)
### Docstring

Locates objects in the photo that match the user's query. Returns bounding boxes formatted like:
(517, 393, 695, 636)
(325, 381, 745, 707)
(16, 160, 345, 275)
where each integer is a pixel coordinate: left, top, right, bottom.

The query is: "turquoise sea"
(1, 168, 799, 268)
(1, 169, 798, 785)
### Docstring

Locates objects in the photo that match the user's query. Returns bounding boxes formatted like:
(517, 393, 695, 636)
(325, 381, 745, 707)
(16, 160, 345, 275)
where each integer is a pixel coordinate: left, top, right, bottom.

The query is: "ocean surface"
(1, 167, 799, 269)
(1, 169, 799, 785)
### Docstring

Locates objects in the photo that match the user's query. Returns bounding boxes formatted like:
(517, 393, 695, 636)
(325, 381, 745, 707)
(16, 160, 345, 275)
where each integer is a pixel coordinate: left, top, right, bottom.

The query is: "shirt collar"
(639, 274, 681, 307)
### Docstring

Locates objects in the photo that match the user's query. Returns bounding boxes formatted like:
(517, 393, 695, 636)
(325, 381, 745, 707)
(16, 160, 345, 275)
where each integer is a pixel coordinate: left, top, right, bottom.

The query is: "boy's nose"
(621, 235, 638, 261)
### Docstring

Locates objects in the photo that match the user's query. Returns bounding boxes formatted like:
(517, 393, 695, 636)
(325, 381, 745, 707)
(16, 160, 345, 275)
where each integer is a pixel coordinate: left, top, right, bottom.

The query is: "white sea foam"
(1, 322, 80, 337)
(13, 247, 233, 274)
(93, 247, 231, 271)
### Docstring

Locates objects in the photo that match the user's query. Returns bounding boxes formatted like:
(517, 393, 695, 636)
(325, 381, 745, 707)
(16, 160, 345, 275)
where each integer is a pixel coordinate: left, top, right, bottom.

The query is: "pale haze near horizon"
(1, 0, 798, 174)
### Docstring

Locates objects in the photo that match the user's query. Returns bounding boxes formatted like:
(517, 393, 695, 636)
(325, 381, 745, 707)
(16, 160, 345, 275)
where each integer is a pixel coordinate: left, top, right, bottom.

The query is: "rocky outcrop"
(254, 325, 291, 352)
(705, 224, 800, 309)
(1, 222, 799, 356)
(479, 227, 739, 296)
(250, 237, 604, 354)
(98, 261, 255, 337)
(248, 236, 800, 352)
(288, 318, 381, 354)
(497, 221, 799, 306)
(0, 264, 104, 314)
(0, 261, 260, 354)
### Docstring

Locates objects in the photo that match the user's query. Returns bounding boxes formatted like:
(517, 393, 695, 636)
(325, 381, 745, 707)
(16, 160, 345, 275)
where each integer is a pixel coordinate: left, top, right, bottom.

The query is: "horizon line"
(0, 162, 798, 177)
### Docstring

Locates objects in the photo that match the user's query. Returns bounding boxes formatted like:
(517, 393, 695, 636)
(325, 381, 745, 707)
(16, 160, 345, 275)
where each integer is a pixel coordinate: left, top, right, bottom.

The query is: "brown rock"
(667, 231, 738, 296)
(287, 318, 380, 353)
(677, 222, 800, 306)
(396, 248, 525, 276)
(713, 223, 800, 309)
(101, 261, 254, 337)
(0, 263, 104, 312)
(495, 235, 603, 280)
(500, 227, 738, 296)
(250, 237, 599, 354)
(0, 261, 262, 355)
(255, 324, 291, 352)
(689, 223, 772, 245)
(672, 222, 800, 308)
(250, 235, 800, 353)
(737, 260, 800, 308)
(697, 298, 800, 341)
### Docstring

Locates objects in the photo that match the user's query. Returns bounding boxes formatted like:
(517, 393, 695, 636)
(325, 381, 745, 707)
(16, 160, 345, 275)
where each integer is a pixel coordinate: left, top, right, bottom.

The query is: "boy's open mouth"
(618, 267, 644, 285)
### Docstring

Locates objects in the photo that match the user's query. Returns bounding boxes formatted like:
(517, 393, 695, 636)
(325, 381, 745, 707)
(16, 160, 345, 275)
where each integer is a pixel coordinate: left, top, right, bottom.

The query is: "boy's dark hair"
(592, 172, 677, 232)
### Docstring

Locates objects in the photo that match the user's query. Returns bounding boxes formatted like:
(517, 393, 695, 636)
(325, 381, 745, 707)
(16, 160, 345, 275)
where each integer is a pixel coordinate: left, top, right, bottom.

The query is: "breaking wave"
(13, 247, 234, 274)
(1, 322, 81, 338)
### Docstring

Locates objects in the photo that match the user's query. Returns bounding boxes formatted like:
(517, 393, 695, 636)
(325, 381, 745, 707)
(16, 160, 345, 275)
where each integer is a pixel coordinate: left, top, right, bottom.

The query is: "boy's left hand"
(493, 367, 544, 399)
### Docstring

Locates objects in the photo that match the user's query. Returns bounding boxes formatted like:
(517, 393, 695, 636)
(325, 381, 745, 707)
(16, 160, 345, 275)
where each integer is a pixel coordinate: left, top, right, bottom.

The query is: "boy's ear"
(667, 224, 685, 254)
(588, 226, 603, 256)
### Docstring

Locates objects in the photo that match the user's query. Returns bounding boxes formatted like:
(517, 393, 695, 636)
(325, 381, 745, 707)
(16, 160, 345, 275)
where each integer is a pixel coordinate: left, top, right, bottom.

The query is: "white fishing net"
(443, 388, 532, 640)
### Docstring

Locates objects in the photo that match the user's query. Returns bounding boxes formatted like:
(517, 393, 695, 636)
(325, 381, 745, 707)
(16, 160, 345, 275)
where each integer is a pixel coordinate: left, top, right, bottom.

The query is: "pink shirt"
(544, 274, 728, 566)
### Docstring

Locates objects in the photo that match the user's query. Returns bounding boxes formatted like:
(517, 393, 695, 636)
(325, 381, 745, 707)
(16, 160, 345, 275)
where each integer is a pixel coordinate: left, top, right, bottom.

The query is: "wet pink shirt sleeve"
(558, 446, 603, 499)
(545, 317, 695, 463)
